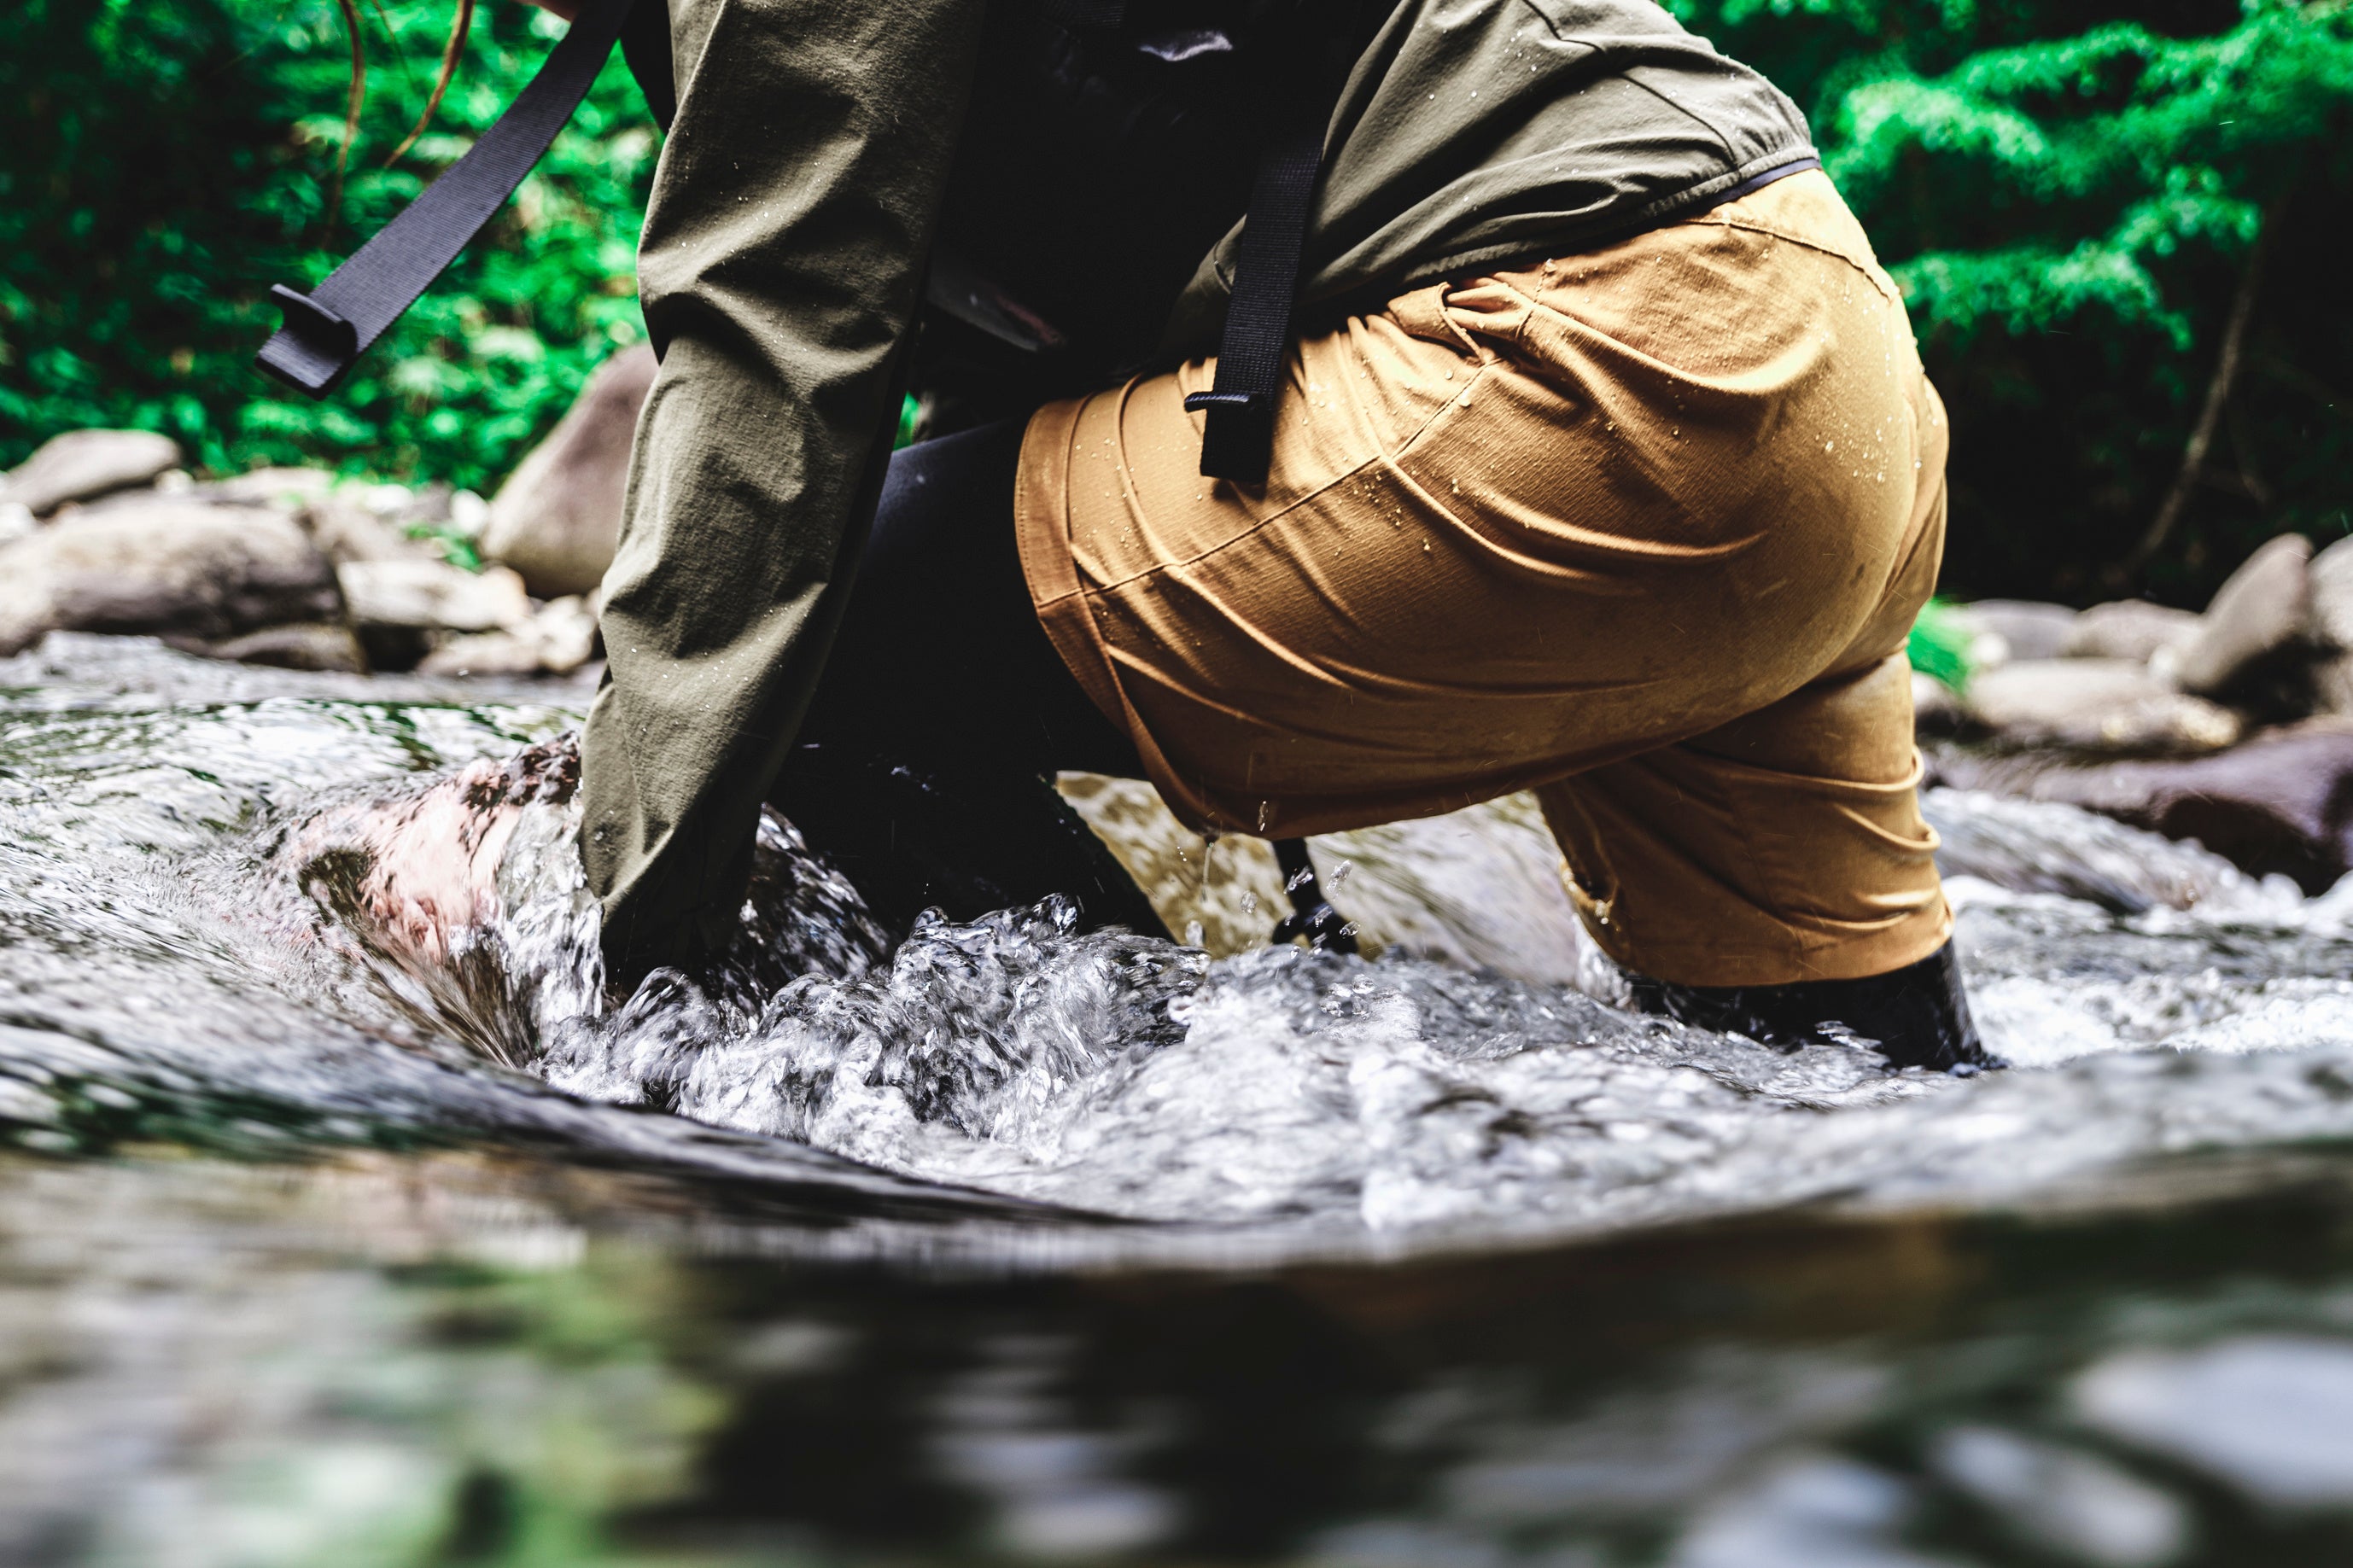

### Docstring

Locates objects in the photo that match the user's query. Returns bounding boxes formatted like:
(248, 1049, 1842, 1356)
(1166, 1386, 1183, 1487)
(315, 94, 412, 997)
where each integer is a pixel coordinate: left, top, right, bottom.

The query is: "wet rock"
(1963, 659, 2239, 755)
(1953, 599, 2079, 665)
(195, 621, 371, 674)
(482, 344, 656, 597)
(416, 594, 598, 678)
(2063, 600, 2202, 668)
(0, 429, 182, 516)
(1928, 722, 2353, 891)
(336, 559, 530, 633)
(338, 558, 533, 671)
(0, 500, 342, 656)
(2175, 533, 2313, 702)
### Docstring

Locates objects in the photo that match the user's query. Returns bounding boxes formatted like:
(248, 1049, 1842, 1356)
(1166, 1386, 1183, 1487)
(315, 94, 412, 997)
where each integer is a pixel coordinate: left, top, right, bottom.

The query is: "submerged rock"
(482, 345, 656, 598)
(1963, 659, 2239, 754)
(0, 429, 182, 516)
(0, 500, 341, 655)
(1930, 723, 2353, 892)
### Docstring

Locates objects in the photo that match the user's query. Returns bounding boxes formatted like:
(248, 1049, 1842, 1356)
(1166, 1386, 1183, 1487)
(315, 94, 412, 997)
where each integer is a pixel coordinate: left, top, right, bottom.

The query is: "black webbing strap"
(256, 0, 640, 397)
(1182, 12, 1357, 483)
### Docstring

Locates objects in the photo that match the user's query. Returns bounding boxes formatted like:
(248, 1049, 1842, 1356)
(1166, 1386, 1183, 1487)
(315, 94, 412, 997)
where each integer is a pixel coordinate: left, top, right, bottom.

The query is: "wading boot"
(1626, 941, 2000, 1074)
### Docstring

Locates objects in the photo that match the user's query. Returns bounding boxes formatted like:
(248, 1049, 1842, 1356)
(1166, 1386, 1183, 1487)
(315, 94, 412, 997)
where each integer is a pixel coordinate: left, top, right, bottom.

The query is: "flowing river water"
(6, 632, 2353, 1565)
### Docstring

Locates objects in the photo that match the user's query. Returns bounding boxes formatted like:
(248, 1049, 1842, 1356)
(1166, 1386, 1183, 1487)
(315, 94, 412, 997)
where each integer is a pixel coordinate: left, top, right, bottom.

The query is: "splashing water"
(7, 633, 2353, 1262)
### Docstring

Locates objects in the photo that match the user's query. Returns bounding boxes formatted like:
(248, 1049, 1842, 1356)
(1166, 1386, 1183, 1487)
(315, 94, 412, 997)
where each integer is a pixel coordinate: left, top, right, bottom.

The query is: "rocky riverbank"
(0, 348, 651, 682)
(9, 343, 2353, 901)
(1919, 533, 2353, 891)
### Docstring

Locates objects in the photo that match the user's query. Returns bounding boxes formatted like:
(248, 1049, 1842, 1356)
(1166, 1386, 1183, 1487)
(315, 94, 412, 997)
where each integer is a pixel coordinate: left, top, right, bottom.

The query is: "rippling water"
(8, 632, 2353, 1562)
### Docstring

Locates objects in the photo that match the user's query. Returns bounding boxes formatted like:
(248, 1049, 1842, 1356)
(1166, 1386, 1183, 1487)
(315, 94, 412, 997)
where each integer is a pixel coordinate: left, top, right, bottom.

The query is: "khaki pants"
(1015, 172, 1950, 987)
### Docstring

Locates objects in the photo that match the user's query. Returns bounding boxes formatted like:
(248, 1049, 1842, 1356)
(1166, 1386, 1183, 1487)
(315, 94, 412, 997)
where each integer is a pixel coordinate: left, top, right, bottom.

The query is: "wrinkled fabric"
(579, 0, 1818, 976)
(1018, 172, 1951, 986)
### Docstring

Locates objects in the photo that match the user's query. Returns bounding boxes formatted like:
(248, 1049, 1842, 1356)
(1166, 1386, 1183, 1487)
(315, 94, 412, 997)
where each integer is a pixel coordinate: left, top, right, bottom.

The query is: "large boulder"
(2175, 533, 2313, 702)
(0, 429, 182, 516)
(481, 345, 657, 597)
(1930, 723, 2353, 892)
(0, 500, 341, 656)
(2064, 599, 2203, 667)
(1964, 659, 2239, 754)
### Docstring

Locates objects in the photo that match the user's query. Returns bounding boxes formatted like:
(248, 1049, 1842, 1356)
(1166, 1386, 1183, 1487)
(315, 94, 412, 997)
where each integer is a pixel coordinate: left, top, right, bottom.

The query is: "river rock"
(1930, 722, 2353, 891)
(2175, 533, 2313, 699)
(1964, 659, 2240, 754)
(336, 559, 531, 633)
(2064, 600, 2203, 667)
(1953, 599, 2079, 666)
(304, 491, 447, 566)
(416, 595, 598, 678)
(0, 429, 183, 517)
(482, 345, 656, 598)
(0, 500, 342, 656)
(196, 621, 371, 674)
(200, 467, 338, 510)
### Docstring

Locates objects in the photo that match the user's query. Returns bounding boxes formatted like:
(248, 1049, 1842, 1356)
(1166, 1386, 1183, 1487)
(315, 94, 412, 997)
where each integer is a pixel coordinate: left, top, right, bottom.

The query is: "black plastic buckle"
(254, 284, 360, 398)
(1184, 388, 1276, 481)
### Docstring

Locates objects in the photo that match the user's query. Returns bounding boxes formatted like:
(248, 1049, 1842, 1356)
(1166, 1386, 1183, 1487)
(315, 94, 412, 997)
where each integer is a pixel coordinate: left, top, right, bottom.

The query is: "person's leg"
(771, 419, 1170, 938)
(1534, 409, 1994, 1074)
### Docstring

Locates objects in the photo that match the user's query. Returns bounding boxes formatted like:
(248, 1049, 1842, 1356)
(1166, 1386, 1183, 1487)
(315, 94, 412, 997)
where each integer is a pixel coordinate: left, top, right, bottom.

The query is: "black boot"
(1626, 941, 2000, 1073)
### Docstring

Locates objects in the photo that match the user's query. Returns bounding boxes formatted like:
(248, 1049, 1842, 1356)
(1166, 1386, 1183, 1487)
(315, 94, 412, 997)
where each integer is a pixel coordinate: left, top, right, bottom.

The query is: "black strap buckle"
(257, 285, 360, 396)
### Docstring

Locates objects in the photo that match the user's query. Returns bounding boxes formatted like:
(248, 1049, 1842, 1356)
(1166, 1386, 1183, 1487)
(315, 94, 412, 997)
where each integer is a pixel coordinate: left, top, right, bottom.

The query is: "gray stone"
(0, 429, 183, 516)
(196, 621, 371, 674)
(1912, 670, 1965, 735)
(2063, 600, 2203, 667)
(336, 559, 532, 633)
(1965, 659, 2239, 754)
(0, 500, 342, 656)
(2176, 533, 2313, 698)
(2305, 533, 2353, 652)
(199, 467, 338, 510)
(1928, 721, 2353, 892)
(482, 345, 657, 597)
(303, 492, 447, 567)
(1953, 599, 2080, 665)
(416, 594, 598, 678)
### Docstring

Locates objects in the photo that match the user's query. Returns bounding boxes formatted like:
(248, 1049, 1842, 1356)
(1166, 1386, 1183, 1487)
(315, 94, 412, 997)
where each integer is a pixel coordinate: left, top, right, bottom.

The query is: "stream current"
(3, 632, 2350, 1258)
(12, 633, 2353, 1565)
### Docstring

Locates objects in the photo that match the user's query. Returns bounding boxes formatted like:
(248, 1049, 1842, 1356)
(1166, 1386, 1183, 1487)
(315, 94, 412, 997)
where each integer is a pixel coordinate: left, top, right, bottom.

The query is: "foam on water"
(5, 635, 2353, 1260)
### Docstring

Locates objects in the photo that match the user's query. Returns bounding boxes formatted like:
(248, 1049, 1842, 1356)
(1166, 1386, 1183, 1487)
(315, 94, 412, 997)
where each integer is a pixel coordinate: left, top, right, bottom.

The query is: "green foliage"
(1907, 597, 1978, 688)
(4, 0, 2348, 604)
(1669, 0, 2353, 603)
(0, 0, 654, 492)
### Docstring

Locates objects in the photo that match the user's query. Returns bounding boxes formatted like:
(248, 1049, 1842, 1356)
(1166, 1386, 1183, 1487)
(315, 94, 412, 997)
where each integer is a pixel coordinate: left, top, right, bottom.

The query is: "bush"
(5, 0, 2348, 604)
(1672, 0, 2353, 603)
(0, 0, 653, 493)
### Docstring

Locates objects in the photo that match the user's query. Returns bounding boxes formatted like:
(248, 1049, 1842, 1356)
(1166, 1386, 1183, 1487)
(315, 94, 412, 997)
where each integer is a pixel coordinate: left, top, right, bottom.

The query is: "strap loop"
(255, 0, 642, 396)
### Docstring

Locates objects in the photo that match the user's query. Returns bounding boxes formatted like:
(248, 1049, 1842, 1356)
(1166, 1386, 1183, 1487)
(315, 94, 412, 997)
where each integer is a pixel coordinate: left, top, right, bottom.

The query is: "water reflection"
(8, 1150, 2353, 1563)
